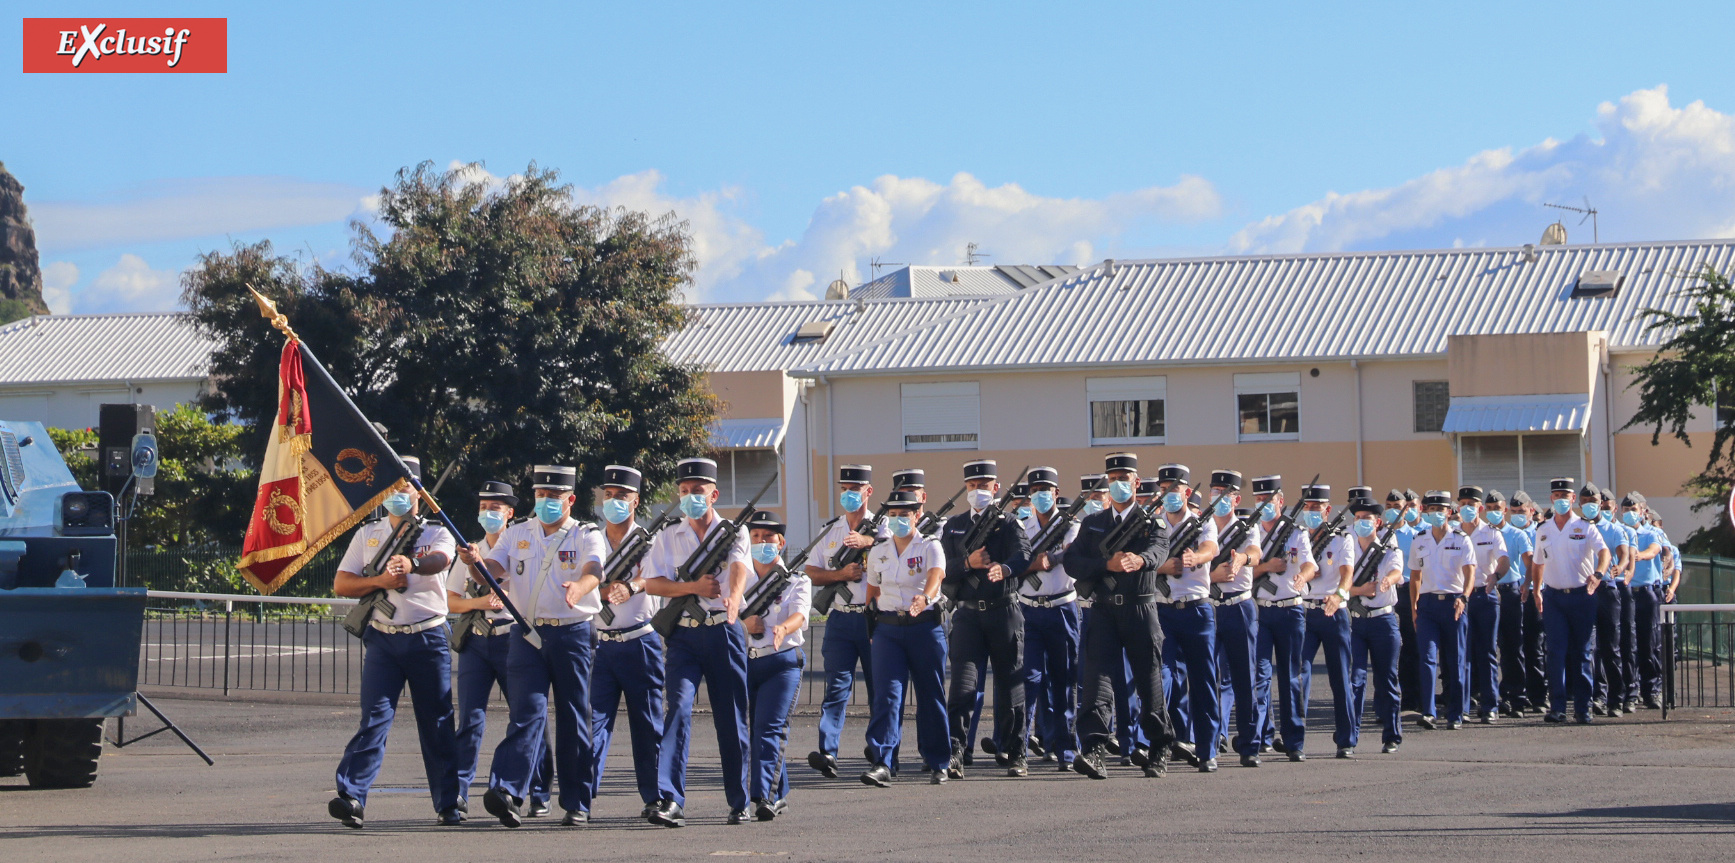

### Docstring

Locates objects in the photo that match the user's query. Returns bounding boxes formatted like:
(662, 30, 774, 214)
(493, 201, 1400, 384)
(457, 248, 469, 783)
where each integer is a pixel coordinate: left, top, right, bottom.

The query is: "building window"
(1414, 381, 1450, 433)
(1087, 376, 1166, 445)
(1234, 372, 1300, 441)
(715, 449, 781, 507)
(1457, 433, 1584, 504)
(901, 382, 979, 451)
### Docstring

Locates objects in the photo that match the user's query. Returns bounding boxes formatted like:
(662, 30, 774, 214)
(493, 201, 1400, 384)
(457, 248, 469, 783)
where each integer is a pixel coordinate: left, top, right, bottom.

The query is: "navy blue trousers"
(817, 609, 874, 758)
(492, 621, 593, 814)
(1633, 583, 1665, 700)
(1497, 583, 1530, 709)
(1022, 601, 1081, 761)
(1255, 604, 1306, 750)
(1467, 590, 1502, 714)
(1214, 600, 1260, 756)
(455, 631, 549, 807)
(1545, 586, 1598, 718)
(1301, 605, 1354, 750)
(660, 621, 751, 810)
(1594, 581, 1631, 706)
(587, 630, 665, 807)
(748, 647, 804, 802)
(867, 618, 951, 771)
(1349, 612, 1403, 747)
(1159, 603, 1220, 759)
(1078, 602, 1175, 754)
(1416, 594, 1469, 721)
(1523, 591, 1549, 708)
(335, 627, 460, 811)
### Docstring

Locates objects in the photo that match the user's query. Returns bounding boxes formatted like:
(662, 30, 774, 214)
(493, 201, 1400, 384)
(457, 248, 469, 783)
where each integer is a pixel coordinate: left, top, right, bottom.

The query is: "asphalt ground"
(5, 693, 1735, 862)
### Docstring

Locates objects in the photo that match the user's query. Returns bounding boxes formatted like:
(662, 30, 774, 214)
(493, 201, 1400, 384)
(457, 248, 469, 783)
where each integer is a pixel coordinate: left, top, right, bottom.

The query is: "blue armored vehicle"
(0, 419, 146, 788)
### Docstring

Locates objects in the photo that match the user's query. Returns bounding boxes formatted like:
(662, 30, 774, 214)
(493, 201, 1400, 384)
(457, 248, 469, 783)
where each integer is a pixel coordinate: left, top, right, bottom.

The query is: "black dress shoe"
(1073, 746, 1108, 780)
(483, 788, 523, 829)
(1170, 742, 1202, 768)
(1607, 705, 1623, 718)
(754, 799, 778, 821)
(561, 810, 589, 827)
(1007, 756, 1028, 777)
(642, 803, 656, 821)
(1479, 711, 1496, 725)
(1446, 719, 1464, 731)
(455, 798, 469, 815)
(1197, 758, 1218, 773)
(1240, 753, 1261, 768)
(648, 799, 686, 828)
(1336, 747, 1355, 759)
(1104, 737, 1122, 756)
(1128, 746, 1151, 768)
(727, 807, 748, 825)
(1543, 711, 1567, 723)
(438, 808, 465, 826)
(1028, 738, 1048, 760)
(860, 765, 893, 788)
(1642, 696, 1661, 710)
(1591, 701, 1607, 716)
(1058, 759, 1073, 772)
(1575, 714, 1594, 725)
(1415, 715, 1437, 730)
(1380, 742, 1400, 754)
(328, 794, 364, 829)
(1288, 750, 1306, 762)
(807, 750, 839, 779)
(528, 801, 551, 818)
(1259, 742, 1274, 754)
(930, 769, 947, 785)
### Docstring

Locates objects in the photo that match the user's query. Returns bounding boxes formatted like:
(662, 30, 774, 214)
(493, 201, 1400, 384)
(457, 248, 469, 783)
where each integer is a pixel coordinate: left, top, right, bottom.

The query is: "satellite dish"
(1540, 221, 1568, 245)
(824, 278, 850, 301)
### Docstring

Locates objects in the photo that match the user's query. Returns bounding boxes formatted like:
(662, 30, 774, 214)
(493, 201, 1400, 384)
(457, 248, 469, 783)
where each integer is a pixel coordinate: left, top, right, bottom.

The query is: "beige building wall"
(1448, 331, 1602, 397)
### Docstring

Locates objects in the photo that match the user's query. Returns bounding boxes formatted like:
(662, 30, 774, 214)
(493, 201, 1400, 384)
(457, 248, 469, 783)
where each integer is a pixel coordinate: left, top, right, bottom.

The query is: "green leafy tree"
(181, 161, 717, 528)
(1624, 263, 1735, 555)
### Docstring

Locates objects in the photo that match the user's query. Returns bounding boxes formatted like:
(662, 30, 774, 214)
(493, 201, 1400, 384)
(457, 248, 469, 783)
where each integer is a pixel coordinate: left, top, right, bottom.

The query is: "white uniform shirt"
(1305, 531, 1358, 600)
(1157, 509, 1221, 602)
(1534, 514, 1611, 589)
(866, 532, 946, 613)
(807, 516, 882, 606)
(338, 518, 457, 626)
(597, 522, 666, 630)
(645, 513, 751, 615)
(744, 563, 812, 653)
(1355, 540, 1405, 609)
(1466, 522, 1510, 588)
(445, 534, 509, 624)
(1020, 512, 1080, 597)
(486, 518, 606, 623)
(1258, 521, 1317, 602)
(1409, 526, 1475, 594)
(1209, 516, 1262, 596)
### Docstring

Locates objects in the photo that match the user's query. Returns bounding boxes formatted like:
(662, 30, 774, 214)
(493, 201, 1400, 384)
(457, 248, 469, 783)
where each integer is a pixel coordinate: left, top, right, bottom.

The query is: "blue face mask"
(1162, 492, 1185, 513)
(1423, 511, 1446, 527)
(1483, 511, 1504, 527)
(1458, 506, 1479, 525)
(679, 493, 710, 520)
(1108, 480, 1135, 504)
(1353, 518, 1376, 537)
(1016, 506, 1033, 521)
(535, 496, 565, 525)
(1551, 497, 1572, 515)
(1033, 490, 1056, 514)
(839, 490, 864, 513)
(1621, 511, 1640, 527)
(602, 498, 633, 525)
(1299, 509, 1324, 530)
(1257, 502, 1276, 521)
(886, 515, 913, 537)
(478, 509, 507, 535)
(1383, 507, 1401, 523)
(1084, 499, 1104, 515)
(1403, 508, 1420, 524)
(1580, 502, 1600, 520)
(1213, 497, 1234, 517)
(384, 492, 413, 517)
(751, 542, 780, 565)
(1508, 514, 1530, 530)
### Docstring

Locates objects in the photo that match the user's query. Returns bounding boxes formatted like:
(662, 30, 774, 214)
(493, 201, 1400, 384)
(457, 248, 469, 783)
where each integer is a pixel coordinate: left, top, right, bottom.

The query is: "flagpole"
(247, 287, 544, 649)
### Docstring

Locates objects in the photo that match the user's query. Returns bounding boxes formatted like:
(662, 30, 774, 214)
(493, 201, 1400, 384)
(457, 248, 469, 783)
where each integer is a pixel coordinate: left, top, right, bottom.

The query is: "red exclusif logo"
(21, 18, 227, 73)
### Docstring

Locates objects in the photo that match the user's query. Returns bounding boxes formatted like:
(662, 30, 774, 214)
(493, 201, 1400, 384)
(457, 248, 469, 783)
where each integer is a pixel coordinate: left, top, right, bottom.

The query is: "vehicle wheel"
(0, 720, 26, 777)
(24, 718, 104, 788)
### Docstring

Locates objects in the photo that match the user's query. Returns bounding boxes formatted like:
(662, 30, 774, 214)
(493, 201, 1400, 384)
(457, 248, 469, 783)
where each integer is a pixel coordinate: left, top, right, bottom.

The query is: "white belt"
(1356, 605, 1396, 618)
(679, 609, 730, 628)
(1018, 591, 1077, 608)
(1213, 591, 1253, 607)
(1256, 597, 1304, 608)
(1300, 597, 1328, 609)
(597, 622, 653, 643)
(533, 617, 586, 627)
(370, 616, 446, 635)
(831, 603, 868, 614)
(748, 644, 798, 660)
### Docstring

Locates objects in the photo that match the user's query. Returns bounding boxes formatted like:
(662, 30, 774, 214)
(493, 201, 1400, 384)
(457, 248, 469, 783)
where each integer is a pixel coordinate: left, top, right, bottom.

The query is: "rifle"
(959, 465, 1030, 588)
(1252, 473, 1318, 598)
(594, 507, 681, 626)
(1347, 520, 1404, 616)
(739, 526, 829, 623)
(344, 458, 461, 639)
(1310, 504, 1352, 560)
(828, 502, 892, 570)
(1209, 508, 1262, 601)
(917, 484, 967, 537)
(1151, 484, 1213, 598)
(650, 470, 779, 637)
(1019, 481, 1101, 591)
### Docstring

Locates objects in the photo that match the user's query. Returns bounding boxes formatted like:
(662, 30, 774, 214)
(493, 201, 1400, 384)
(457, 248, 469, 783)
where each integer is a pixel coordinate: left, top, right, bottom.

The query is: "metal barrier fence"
(1663, 603, 1735, 716)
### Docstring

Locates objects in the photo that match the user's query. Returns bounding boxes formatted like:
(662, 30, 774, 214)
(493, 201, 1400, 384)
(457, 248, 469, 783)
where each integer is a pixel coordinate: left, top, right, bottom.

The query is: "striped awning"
(709, 417, 787, 449)
(1441, 394, 1591, 434)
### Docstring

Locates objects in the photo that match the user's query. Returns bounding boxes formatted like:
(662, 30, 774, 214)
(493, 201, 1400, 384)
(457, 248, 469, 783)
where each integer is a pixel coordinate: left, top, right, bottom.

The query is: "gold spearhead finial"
(247, 284, 300, 342)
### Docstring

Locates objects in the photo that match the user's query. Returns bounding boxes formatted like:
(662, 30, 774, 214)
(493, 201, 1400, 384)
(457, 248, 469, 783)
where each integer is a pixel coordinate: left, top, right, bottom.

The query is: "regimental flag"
(238, 338, 412, 594)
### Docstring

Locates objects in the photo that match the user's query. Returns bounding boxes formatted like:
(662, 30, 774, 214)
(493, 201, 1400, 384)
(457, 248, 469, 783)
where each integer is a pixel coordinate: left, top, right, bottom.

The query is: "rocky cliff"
(0, 162, 50, 323)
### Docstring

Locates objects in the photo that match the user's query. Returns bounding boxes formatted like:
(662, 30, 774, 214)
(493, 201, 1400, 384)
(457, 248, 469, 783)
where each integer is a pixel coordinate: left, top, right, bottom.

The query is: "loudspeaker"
(99, 403, 156, 497)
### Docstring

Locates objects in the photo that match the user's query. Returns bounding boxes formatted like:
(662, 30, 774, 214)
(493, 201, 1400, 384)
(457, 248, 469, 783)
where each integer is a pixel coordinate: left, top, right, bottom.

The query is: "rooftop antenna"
(964, 242, 991, 266)
(1543, 197, 1599, 243)
(869, 257, 905, 277)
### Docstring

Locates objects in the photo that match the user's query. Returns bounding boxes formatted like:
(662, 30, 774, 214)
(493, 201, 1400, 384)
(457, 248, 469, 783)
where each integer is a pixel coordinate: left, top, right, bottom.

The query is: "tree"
(182, 161, 718, 526)
(1624, 263, 1735, 555)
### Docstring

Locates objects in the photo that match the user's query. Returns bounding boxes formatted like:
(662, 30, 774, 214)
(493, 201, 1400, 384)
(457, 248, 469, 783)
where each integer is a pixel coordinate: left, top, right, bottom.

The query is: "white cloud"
(1230, 86, 1735, 253)
(73, 254, 182, 314)
(40, 261, 78, 314)
(29, 176, 373, 253)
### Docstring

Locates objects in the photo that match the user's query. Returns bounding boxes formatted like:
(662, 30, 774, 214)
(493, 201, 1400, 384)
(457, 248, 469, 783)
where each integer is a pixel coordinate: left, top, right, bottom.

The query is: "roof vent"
(937, 270, 961, 283)
(792, 320, 835, 342)
(1571, 270, 1623, 299)
(1541, 221, 1568, 245)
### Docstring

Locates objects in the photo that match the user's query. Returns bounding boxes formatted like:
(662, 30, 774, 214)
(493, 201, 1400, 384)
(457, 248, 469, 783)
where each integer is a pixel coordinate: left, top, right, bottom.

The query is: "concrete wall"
(1448, 331, 1602, 397)
(0, 380, 203, 430)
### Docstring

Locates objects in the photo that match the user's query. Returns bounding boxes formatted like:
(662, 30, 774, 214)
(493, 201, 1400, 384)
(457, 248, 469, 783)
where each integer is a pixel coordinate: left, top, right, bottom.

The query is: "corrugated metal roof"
(710, 417, 787, 449)
(795, 240, 1735, 376)
(1441, 394, 1591, 433)
(0, 313, 214, 386)
(849, 265, 1077, 299)
(661, 297, 989, 373)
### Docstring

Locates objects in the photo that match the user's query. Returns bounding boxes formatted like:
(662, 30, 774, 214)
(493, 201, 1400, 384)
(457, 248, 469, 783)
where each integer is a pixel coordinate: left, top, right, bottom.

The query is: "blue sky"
(8, 1, 1735, 310)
